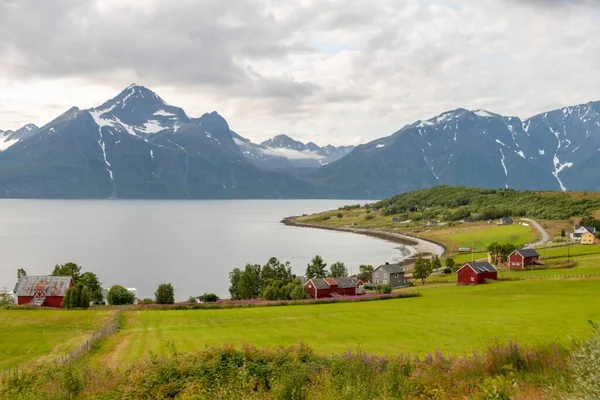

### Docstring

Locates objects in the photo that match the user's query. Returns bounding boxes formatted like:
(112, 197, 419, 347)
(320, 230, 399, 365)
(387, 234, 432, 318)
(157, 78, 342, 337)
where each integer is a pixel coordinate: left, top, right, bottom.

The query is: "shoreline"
(281, 217, 445, 258)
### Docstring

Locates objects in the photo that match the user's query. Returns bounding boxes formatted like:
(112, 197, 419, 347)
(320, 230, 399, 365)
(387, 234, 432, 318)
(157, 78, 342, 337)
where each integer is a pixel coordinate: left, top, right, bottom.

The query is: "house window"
(470, 277, 474, 282)
(308, 284, 312, 288)
(383, 280, 388, 284)
(383, 273, 388, 279)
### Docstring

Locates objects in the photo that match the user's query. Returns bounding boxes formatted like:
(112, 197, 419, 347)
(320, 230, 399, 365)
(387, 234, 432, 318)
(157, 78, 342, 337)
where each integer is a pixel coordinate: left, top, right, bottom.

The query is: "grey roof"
(515, 248, 539, 258)
(584, 226, 597, 233)
(306, 277, 359, 290)
(375, 263, 405, 274)
(15, 276, 72, 297)
(465, 262, 497, 274)
(307, 278, 330, 290)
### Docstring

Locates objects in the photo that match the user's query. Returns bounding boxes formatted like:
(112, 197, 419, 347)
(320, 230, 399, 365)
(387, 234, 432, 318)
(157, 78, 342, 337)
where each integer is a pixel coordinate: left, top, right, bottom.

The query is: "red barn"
(457, 262, 498, 285)
(508, 249, 540, 270)
(304, 277, 360, 299)
(16, 276, 73, 307)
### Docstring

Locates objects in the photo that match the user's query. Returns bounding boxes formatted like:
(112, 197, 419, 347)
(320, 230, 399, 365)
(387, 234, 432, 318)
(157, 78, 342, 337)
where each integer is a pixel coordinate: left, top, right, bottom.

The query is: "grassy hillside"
(87, 279, 600, 367)
(376, 185, 600, 221)
(0, 309, 117, 369)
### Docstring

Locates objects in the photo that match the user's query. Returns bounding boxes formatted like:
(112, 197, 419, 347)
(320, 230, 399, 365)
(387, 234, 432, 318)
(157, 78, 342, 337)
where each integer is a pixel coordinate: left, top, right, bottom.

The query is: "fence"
(1, 306, 122, 384)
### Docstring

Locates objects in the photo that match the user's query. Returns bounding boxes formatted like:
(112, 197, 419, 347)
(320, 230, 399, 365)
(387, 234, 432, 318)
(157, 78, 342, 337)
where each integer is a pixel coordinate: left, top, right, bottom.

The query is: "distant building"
(15, 275, 73, 307)
(426, 221, 438, 227)
(462, 217, 474, 223)
(498, 217, 513, 225)
(371, 262, 407, 288)
(457, 262, 498, 285)
(508, 249, 540, 269)
(304, 277, 361, 299)
(581, 231, 598, 245)
(570, 226, 597, 242)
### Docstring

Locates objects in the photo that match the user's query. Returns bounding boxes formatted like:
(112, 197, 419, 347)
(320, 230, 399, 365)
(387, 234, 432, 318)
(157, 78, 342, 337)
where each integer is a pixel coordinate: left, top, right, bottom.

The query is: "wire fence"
(1, 306, 122, 384)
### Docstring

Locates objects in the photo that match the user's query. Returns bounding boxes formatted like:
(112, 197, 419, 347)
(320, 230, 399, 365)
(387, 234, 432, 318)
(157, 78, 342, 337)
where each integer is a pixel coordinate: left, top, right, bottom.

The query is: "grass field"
(87, 278, 600, 367)
(0, 309, 116, 369)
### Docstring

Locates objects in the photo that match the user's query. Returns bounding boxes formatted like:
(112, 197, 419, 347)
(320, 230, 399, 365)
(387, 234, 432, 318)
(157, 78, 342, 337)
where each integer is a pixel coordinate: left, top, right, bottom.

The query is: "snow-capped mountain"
(0, 85, 318, 199)
(233, 133, 355, 172)
(312, 101, 600, 198)
(0, 123, 38, 151)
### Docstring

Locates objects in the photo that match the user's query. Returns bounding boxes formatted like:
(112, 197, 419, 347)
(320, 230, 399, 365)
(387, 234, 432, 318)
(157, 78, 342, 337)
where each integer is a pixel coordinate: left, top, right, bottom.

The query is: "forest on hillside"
(374, 186, 600, 221)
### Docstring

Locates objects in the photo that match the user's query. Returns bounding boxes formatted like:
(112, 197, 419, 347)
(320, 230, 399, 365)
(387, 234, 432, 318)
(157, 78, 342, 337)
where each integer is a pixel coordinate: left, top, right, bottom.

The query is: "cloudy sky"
(1, 0, 599, 145)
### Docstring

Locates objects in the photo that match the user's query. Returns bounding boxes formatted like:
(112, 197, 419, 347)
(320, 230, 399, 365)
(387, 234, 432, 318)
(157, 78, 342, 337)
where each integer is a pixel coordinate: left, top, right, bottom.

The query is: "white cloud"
(259, 147, 325, 160)
(1, 0, 599, 145)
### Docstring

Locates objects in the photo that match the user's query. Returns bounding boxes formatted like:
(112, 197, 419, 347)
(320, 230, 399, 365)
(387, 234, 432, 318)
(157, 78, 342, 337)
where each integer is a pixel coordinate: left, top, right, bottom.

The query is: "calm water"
(0, 200, 409, 300)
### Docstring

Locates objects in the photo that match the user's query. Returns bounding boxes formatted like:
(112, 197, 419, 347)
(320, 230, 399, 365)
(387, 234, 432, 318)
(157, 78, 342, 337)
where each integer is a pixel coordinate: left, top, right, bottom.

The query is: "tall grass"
(1, 339, 573, 399)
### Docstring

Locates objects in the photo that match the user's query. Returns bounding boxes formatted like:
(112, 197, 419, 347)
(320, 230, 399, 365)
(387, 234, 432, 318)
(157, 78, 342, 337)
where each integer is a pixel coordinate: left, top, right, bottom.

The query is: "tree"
(444, 258, 456, 271)
(413, 257, 432, 284)
(52, 262, 82, 284)
(107, 285, 135, 305)
(306, 255, 328, 280)
(561, 228, 566, 237)
(431, 255, 442, 271)
(203, 293, 219, 302)
(79, 272, 103, 304)
(357, 265, 374, 282)
(155, 283, 175, 304)
(329, 262, 348, 277)
(229, 268, 243, 300)
(63, 283, 91, 309)
(290, 284, 308, 300)
(17, 268, 27, 281)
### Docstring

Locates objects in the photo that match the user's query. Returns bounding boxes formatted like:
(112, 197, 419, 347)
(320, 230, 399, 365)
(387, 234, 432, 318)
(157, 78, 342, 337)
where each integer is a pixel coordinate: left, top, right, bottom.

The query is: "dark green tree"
(290, 283, 308, 300)
(107, 285, 135, 305)
(357, 265, 374, 282)
(306, 255, 328, 280)
(444, 258, 456, 271)
(329, 262, 348, 277)
(79, 272, 103, 304)
(431, 255, 442, 271)
(52, 262, 82, 284)
(228, 268, 243, 299)
(561, 228, 566, 237)
(17, 268, 27, 281)
(413, 257, 432, 285)
(63, 283, 91, 309)
(155, 283, 175, 304)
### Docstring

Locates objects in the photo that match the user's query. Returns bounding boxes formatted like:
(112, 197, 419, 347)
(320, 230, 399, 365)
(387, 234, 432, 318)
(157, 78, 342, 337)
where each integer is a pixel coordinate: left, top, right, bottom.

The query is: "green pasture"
(0, 309, 116, 369)
(88, 279, 600, 367)
(442, 224, 536, 250)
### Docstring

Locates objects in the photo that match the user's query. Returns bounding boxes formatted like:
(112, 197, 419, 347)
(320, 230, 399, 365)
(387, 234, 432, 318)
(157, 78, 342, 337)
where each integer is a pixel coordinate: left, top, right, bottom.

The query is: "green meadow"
(0, 309, 116, 369)
(87, 278, 600, 367)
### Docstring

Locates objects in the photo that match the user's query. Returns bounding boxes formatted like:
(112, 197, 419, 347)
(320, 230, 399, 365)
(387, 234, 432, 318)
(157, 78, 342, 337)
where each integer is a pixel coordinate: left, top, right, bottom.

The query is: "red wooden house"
(457, 262, 498, 285)
(508, 249, 540, 270)
(304, 277, 360, 299)
(16, 276, 73, 307)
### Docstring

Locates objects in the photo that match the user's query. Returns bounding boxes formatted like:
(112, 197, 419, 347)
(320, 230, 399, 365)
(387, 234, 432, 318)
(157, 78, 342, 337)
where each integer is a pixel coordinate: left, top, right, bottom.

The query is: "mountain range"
(1, 84, 599, 199)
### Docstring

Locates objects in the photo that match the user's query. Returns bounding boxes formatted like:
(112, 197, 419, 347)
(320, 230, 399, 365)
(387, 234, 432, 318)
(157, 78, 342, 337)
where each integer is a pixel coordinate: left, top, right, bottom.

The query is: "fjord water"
(0, 200, 408, 299)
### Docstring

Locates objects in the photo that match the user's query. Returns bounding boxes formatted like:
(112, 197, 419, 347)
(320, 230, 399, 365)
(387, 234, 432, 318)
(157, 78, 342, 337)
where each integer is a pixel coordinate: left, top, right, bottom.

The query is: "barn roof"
(306, 277, 359, 290)
(463, 262, 497, 274)
(515, 248, 539, 258)
(15, 276, 72, 297)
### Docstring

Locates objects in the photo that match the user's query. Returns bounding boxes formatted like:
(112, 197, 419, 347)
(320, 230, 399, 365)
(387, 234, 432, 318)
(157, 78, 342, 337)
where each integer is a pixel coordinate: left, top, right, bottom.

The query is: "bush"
(382, 284, 392, 294)
(203, 293, 219, 302)
(62, 283, 91, 309)
(569, 321, 600, 398)
(155, 283, 175, 305)
(142, 298, 154, 304)
(365, 214, 375, 220)
(443, 268, 452, 274)
(337, 212, 343, 218)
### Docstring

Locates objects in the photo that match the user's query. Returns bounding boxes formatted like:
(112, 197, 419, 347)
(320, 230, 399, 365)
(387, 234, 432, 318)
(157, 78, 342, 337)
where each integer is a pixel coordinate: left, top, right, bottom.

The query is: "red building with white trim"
(304, 277, 360, 299)
(16, 276, 73, 307)
(457, 262, 498, 285)
(508, 249, 540, 270)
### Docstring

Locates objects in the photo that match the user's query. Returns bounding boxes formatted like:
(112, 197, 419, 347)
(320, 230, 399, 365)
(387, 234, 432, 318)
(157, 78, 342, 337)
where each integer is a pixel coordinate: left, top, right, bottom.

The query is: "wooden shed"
(457, 262, 498, 285)
(508, 249, 540, 270)
(15, 276, 73, 307)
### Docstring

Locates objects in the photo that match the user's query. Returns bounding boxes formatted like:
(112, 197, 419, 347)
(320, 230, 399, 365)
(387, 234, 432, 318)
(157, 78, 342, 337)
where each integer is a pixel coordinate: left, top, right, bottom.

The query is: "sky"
(1, 0, 599, 146)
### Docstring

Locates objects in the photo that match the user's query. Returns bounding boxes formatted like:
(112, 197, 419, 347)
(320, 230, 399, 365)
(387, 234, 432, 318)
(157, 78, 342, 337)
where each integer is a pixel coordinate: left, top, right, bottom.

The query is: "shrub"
(142, 298, 154, 304)
(337, 212, 343, 218)
(382, 284, 392, 294)
(203, 293, 219, 302)
(443, 267, 452, 274)
(569, 321, 600, 398)
(365, 214, 375, 220)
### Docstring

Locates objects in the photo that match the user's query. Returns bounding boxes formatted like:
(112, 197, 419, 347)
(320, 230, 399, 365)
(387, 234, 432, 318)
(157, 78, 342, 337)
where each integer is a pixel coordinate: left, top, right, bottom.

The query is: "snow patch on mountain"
(376, 144, 385, 149)
(0, 138, 19, 151)
(538, 149, 545, 155)
(474, 110, 496, 118)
